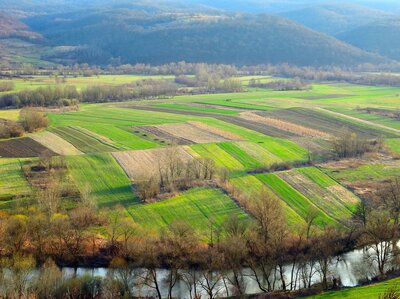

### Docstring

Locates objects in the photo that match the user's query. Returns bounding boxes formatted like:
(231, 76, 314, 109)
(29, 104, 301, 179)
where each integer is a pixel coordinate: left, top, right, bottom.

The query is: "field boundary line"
(316, 107, 400, 134)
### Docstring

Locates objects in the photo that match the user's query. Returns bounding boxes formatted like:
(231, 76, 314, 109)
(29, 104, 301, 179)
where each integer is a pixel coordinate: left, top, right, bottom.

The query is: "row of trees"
(249, 78, 310, 91)
(331, 128, 384, 159)
(0, 79, 178, 108)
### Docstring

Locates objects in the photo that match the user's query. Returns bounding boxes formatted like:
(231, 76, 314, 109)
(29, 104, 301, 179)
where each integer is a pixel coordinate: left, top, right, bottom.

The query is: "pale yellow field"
(0, 109, 20, 121)
(30, 131, 82, 156)
(113, 146, 194, 180)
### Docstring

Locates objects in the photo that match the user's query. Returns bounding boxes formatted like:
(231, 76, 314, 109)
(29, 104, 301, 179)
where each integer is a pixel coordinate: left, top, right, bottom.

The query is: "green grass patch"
(0, 158, 30, 201)
(154, 103, 239, 115)
(128, 187, 249, 235)
(306, 277, 400, 299)
(323, 164, 400, 183)
(80, 124, 158, 150)
(191, 143, 245, 171)
(386, 138, 400, 154)
(218, 142, 262, 169)
(66, 153, 137, 207)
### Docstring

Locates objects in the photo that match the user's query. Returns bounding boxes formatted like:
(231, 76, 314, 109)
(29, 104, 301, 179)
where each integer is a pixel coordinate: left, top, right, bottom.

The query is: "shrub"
(20, 109, 49, 133)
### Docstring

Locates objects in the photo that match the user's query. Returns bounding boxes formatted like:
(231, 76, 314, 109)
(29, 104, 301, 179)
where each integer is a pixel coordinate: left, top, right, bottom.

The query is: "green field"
(66, 153, 137, 207)
(0, 158, 30, 201)
(128, 187, 249, 235)
(306, 277, 400, 299)
(256, 173, 338, 227)
(50, 126, 119, 153)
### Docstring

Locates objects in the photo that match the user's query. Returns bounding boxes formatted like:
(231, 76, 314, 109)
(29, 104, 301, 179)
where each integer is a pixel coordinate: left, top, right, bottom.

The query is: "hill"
(0, 13, 50, 68)
(280, 3, 393, 35)
(338, 18, 400, 61)
(24, 10, 385, 66)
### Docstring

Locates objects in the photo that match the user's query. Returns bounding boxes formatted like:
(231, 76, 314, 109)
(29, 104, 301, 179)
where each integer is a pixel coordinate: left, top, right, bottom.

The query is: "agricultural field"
(306, 277, 400, 299)
(0, 158, 30, 202)
(0, 75, 399, 237)
(0, 137, 55, 158)
(128, 187, 249, 235)
(66, 153, 138, 208)
(113, 146, 194, 180)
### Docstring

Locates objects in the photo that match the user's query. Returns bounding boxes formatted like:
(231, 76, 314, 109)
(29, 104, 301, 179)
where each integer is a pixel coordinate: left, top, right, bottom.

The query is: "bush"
(0, 121, 24, 139)
(20, 109, 49, 133)
(0, 81, 15, 92)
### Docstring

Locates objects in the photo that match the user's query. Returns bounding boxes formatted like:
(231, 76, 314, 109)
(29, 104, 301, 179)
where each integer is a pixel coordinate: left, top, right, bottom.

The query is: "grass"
(50, 126, 119, 153)
(229, 175, 306, 228)
(0, 158, 30, 201)
(306, 277, 400, 298)
(256, 173, 338, 227)
(154, 103, 239, 115)
(66, 153, 137, 207)
(0, 75, 174, 92)
(323, 164, 400, 183)
(191, 143, 245, 171)
(80, 124, 159, 150)
(218, 142, 262, 169)
(128, 187, 249, 235)
(386, 138, 400, 154)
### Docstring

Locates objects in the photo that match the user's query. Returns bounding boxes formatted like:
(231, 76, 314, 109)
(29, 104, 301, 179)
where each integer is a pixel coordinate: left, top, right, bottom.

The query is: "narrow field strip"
(218, 142, 262, 169)
(235, 141, 283, 166)
(30, 131, 82, 156)
(297, 167, 359, 210)
(229, 175, 306, 228)
(113, 147, 194, 180)
(153, 103, 239, 115)
(66, 153, 137, 207)
(128, 187, 249, 235)
(191, 143, 245, 171)
(239, 111, 331, 138)
(256, 173, 338, 227)
(50, 126, 118, 153)
(277, 170, 354, 222)
(155, 122, 233, 144)
(258, 107, 399, 139)
(317, 107, 400, 135)
(81, 124, 158, 150)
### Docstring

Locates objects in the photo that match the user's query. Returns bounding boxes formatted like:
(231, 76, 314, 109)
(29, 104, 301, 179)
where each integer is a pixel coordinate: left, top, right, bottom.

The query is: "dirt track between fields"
(317, 107, 400, 134)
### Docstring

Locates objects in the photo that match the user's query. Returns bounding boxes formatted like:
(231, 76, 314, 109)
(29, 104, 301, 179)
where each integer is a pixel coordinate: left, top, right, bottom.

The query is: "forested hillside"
(338, 18, 400, 61)
(280, 3, 393, 35)
(24, 10, 385, 66)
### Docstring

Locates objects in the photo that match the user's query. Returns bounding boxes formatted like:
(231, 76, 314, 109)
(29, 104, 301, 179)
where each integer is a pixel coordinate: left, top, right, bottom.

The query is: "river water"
(59, 242, 396, 298)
